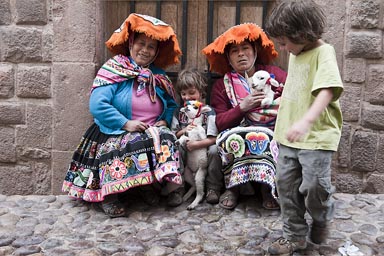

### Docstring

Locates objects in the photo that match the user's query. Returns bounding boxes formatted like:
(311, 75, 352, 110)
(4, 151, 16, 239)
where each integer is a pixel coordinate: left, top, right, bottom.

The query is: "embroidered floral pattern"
(245, 132, 270, 155)
(158, 144, 171, 163)
(225, 134, 245, 158)
(63, 123, 182, 202)
(109, 159, 127, 180)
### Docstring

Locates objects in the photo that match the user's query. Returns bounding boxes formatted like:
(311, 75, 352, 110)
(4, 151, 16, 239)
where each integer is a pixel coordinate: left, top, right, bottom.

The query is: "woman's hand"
(122, 120, 149, 132)
(154, 120, 167, 127)
(239, 91, 265, 112)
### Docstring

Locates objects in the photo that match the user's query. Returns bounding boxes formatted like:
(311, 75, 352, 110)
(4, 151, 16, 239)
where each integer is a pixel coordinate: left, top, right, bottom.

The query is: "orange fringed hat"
(105, 13, 182, 69)
(202, 23, 278, 75)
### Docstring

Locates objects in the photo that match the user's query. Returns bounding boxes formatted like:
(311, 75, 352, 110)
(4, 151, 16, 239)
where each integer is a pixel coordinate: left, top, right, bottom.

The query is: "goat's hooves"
(187, 204, 197, 210)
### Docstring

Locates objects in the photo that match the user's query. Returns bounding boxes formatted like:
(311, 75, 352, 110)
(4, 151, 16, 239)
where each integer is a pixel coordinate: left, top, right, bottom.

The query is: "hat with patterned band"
(202, 23, 278, 75)
(105, 13, 182, 69)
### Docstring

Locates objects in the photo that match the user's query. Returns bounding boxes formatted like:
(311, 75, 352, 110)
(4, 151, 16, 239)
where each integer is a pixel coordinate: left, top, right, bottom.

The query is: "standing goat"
(177, 100, 212, 210)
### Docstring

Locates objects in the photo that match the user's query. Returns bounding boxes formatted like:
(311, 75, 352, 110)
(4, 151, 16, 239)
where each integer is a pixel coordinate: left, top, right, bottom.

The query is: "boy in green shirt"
(265, 0, 343, 254)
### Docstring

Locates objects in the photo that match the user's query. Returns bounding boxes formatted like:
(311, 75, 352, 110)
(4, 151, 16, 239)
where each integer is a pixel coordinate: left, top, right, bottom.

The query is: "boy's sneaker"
(268, 237, 307, 255)
(310, 222, 329, 244)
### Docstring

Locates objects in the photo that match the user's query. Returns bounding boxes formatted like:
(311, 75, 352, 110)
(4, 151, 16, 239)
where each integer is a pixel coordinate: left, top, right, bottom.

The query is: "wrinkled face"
(130, 33, 158, 66)
(274, 36, 305, 56)
(180, 87, 202, 102)
(228, 41, 256, 75)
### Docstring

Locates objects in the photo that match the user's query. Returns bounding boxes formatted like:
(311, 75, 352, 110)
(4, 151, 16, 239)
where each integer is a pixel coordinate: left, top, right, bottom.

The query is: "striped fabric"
(92, 54, 176, 102)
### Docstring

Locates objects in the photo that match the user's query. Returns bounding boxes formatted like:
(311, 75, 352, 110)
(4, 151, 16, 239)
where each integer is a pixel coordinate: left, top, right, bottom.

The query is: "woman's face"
(130, 34, 158, 66)
(228, 41, 256, 75)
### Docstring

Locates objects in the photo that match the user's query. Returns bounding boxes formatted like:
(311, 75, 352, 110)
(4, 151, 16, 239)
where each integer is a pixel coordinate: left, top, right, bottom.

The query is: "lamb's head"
(247, 70, 280, 92)
(180, 100, 211, 125)
(249, 70, 270, 91)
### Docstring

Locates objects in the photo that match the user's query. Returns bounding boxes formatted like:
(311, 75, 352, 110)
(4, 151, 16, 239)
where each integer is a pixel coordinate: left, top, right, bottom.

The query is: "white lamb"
(246, 70, 282, 107)
(177, 100, 211, 210)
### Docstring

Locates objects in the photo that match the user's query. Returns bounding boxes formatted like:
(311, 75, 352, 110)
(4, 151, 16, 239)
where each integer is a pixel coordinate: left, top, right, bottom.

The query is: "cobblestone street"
(0, 193, 383, 256)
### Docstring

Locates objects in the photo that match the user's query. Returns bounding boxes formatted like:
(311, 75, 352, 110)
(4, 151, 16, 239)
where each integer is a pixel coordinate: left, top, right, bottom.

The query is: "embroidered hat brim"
(105, 13, 182, 69)
(202, 23, 278, 75)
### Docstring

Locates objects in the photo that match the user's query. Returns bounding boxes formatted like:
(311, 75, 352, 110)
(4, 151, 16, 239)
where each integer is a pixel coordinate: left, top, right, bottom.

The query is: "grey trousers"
(205, 144, 224, 192)
(276, 144, 335, 241)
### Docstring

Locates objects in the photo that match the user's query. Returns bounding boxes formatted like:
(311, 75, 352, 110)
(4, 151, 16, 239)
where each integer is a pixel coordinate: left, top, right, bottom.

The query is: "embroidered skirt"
(62, 123, 182, 202)
(216, 126, 279, 199)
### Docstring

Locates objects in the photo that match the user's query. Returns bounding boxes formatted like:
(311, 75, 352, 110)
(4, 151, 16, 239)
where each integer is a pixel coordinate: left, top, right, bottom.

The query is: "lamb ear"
(179, 106, 187, 113)
(201, 105, 212, 113)
(269, 78, 280, 88)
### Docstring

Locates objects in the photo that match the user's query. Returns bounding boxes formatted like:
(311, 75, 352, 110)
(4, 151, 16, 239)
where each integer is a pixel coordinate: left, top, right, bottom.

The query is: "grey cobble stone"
(0, 193, 382, 255)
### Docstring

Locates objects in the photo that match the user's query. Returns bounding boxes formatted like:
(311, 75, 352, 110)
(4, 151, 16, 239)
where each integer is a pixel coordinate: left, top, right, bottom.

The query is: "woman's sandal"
(139, 185, 160, 206)
(100, 199, 126, 218)
(219, 189, 239, 210)
(262, 198, 280, 210)
(261, 184, 280, 210)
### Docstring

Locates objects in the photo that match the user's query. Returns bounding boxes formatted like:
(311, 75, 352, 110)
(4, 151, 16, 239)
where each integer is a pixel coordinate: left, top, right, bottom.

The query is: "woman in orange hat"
(202, 23, 287, 210)
(62, 13, 183, 217)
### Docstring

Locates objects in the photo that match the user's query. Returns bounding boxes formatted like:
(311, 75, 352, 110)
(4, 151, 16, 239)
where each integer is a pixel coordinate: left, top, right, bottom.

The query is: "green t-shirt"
(274, 44, 343, 151)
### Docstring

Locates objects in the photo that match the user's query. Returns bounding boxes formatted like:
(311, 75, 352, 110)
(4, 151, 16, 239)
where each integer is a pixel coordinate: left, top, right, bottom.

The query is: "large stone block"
(376, 135, 384, 173)
(0, 0, 11, 25)
(0, 63, 14, 98)
(52, 1, 96, 62)
(350, 0, 380, 29)
(52, 63, 95, 151)
(340, 85, 361, 122)
(332, 171, 363, 194)
(15, 0, 47, 25)
(0, 27, 42, 63)
(17, 147, 51, 161)
(52, 151, 72, 195)
(365, 64, 384, 104)
(364, 173, 384, 193)
(32, 161, 52, 194)
(337, 123, 351, 168)
(0, 165, 34, 195)
(361, 103, 384, 130)
(351, 130, 377, 172)
(0, 127, 16, 163)
(345, 31, 382, 59)
(343, 58, 366, 83)
(16, 104, 52, 148)
(0, 103, 25, 124)
(16, 65, 51, 98)
(42, 25, 53, 62)
(316, 0, 345, 69)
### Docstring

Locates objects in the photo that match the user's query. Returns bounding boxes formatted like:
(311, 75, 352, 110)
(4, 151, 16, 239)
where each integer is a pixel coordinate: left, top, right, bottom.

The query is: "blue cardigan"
(89, 68, 178, 135)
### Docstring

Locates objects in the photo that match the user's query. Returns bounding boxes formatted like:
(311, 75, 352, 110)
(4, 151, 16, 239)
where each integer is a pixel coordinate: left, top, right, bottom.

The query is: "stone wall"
(0, 0, 97, 195)
(0, 0, 383, 195)
(333, 0, 384, 194)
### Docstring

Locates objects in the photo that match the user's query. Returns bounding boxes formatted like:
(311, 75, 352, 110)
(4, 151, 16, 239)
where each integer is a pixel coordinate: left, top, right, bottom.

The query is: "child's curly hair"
(265, 0, 326, 44)
(175, 69, 208, 99)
